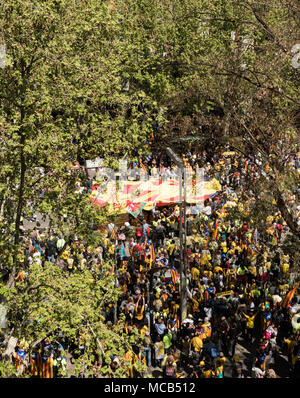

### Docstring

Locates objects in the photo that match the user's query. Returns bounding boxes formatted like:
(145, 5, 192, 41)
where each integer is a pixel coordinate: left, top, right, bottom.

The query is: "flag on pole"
(145, 239, 155, 269)
(150, 241, 155, 264)
(280, 287, 296, 309)
(212, 218, 219, 240)
(140, 159, 148, 176)
(125, 201, 147, 218)
(170, 266, 178, 285)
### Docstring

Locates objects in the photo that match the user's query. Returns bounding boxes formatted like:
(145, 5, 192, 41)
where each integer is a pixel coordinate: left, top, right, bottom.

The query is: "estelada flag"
(145, 239, 155, 268)
(170, 267, 178, 285)
(280, 287, 296, 309)
(212, 218, 219, 240)
(41, 356, 54, 378)
(13, 350, 25, 370)
(30, 351, 42, 377)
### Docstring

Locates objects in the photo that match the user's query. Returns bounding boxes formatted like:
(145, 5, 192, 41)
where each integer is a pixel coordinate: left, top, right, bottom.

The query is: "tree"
(0, 0, 154, 376)
(129, 0, 300, 239)
(0, 260, 146, 378)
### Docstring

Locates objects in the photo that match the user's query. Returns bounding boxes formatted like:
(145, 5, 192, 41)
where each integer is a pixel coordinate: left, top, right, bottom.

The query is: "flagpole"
(166, 147, 187, 325)
(179, 168, 184, 322)
(182, 167, 188, 322)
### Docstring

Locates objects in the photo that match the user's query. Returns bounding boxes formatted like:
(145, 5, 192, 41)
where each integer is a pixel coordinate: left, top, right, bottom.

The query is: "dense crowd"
(2, 147, 300, 378)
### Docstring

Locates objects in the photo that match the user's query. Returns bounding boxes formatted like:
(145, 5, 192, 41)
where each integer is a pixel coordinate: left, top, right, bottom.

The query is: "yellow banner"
(216, 290, 233, 297)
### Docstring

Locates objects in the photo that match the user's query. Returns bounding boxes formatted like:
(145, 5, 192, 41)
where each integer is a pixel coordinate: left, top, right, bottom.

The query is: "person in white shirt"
(251, 366, 265, 378)
(202, 205, 212, 216)
(57, 235, 65, 252)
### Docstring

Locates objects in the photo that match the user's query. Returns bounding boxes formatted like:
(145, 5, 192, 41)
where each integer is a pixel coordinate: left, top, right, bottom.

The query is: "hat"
(200, 361, 205, 366)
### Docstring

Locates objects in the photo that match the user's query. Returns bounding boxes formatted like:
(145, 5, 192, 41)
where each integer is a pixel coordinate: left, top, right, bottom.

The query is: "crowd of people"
(2, 147, 300, 379)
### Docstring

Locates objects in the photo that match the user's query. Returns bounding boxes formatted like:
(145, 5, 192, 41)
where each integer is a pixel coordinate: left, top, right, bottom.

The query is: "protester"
(9, 147, 300, 379)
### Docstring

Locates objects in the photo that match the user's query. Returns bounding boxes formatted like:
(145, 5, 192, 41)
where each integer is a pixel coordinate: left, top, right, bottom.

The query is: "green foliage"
(0, 0, 299, 377)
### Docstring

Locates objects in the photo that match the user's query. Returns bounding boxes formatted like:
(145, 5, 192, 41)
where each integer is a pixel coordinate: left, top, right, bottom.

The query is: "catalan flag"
(168, 281, 176, 292)
(280, 287, 296, 309)
(204, 289, 210, 304)
(167, 317, 180, 329)
(140, 159, 148, 175)
(13, 350, 26, 370)
(212, 218, 219, 240)
(145, 239, 155, 269)
(162, 292, 168, 302)
(170, 266, 178, 285)
(30, 351, 42, 377)
(41, 355, 54, 378)
(124, 350, 134, 377)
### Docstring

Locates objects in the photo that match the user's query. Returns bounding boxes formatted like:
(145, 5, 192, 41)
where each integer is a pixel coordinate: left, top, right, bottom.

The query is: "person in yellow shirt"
(140, 323, 149, 337)
(243, 311, 257, 342)
(191, 333, 203, 352)
(248, 263, 257, 282)
(202, 239, 209, 250)
(108, 242, 115, 259)
(282, 253, 290, 264)
(202, 269, 213, 280)
(200, 250, 210, 266)
(281, 262, 289, 274)
(220, 240, 227, 254)
(202, 364, 215, 378)
(202, 318, 212, 339)
(215, 360, 224, 378)
(192, 295, 201, 315)
(191, 265, 200, 285)
(216, 352, 227, 367)
(15, 267, 26, 283)
(265, 259, 272, 273)
(214, 265, 223, 275)
(284, 335, 298, 370)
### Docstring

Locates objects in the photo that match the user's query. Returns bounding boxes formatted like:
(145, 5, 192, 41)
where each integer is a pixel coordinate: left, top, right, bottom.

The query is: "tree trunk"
(7, 132, 26, 288)
(275, 188, 300, 240)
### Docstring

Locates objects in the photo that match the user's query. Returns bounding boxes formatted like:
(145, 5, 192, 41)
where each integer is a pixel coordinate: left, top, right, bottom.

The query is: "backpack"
(166, 365, 175, 377)
(211, 347, 218, 358)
